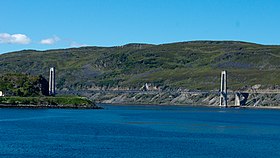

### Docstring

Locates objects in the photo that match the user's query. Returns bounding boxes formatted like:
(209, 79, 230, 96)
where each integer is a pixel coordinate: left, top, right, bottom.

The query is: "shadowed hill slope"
(0, 41, 279, 91)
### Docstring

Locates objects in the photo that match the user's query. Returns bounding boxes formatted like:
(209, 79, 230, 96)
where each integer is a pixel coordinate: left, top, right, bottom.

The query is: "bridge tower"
(220, 71, 227, 107)
(49, 67, 56, 96)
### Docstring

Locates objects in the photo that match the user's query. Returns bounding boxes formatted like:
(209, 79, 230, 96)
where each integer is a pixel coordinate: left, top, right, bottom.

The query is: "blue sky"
(1, 0, 280, 53)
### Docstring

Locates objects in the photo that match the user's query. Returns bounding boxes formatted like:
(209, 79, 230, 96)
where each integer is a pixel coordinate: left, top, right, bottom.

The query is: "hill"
(0, 41, 279, 91)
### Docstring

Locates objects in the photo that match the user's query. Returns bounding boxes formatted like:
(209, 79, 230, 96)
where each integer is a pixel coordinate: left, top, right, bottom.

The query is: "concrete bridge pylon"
(49, 67, 56, 96)
(220, 71, 227, 107)
(235, 92, 249, 106)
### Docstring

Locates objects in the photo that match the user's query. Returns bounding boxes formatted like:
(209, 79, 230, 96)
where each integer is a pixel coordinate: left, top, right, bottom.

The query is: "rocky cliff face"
(86, 91, 280, 106)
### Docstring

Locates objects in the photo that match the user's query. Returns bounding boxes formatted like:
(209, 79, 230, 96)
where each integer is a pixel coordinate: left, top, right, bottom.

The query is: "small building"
(0, 91, 4, 97)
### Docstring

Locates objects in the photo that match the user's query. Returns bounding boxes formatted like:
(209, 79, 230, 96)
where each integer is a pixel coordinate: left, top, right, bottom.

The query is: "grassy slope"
(0, 41, 279, 90)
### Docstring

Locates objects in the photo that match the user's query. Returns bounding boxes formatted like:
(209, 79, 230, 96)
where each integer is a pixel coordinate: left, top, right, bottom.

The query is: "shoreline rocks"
(88, 92, 280, 107)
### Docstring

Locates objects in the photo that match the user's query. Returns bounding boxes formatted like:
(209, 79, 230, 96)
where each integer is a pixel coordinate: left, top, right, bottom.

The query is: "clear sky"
(1, 0, 280, 53)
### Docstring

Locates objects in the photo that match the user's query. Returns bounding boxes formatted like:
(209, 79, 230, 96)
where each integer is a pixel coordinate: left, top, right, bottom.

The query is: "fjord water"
(0, 105, 280, 158)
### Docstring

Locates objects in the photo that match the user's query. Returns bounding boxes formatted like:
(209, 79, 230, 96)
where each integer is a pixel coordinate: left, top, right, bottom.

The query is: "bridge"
(53, 66, 278, 107)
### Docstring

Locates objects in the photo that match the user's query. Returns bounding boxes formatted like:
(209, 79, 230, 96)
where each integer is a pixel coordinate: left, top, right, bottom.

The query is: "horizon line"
(1, 39, 279, 55)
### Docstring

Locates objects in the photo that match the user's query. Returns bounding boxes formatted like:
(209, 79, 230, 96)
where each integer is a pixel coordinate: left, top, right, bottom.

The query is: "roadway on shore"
(58, 89, 280, 95)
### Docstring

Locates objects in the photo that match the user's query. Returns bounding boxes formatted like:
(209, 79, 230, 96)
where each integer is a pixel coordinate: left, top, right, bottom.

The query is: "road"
(58, 89, 280, 95)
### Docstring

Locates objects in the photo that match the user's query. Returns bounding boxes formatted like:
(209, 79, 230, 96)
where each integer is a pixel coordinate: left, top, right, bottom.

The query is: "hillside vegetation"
(0, 41, 279, 91)
(0, 73, 49, 96)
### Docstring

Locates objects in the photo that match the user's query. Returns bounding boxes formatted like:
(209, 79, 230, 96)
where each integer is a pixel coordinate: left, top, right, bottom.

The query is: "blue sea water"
(0, 104, 280, 158)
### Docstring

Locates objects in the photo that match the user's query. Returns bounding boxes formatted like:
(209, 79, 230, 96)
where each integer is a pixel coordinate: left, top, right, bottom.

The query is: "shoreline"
(0, 103, 279, 110)
(241, 105, 280, 110)
(97, 103, 280, 110)
(0, 104, 102, 109)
